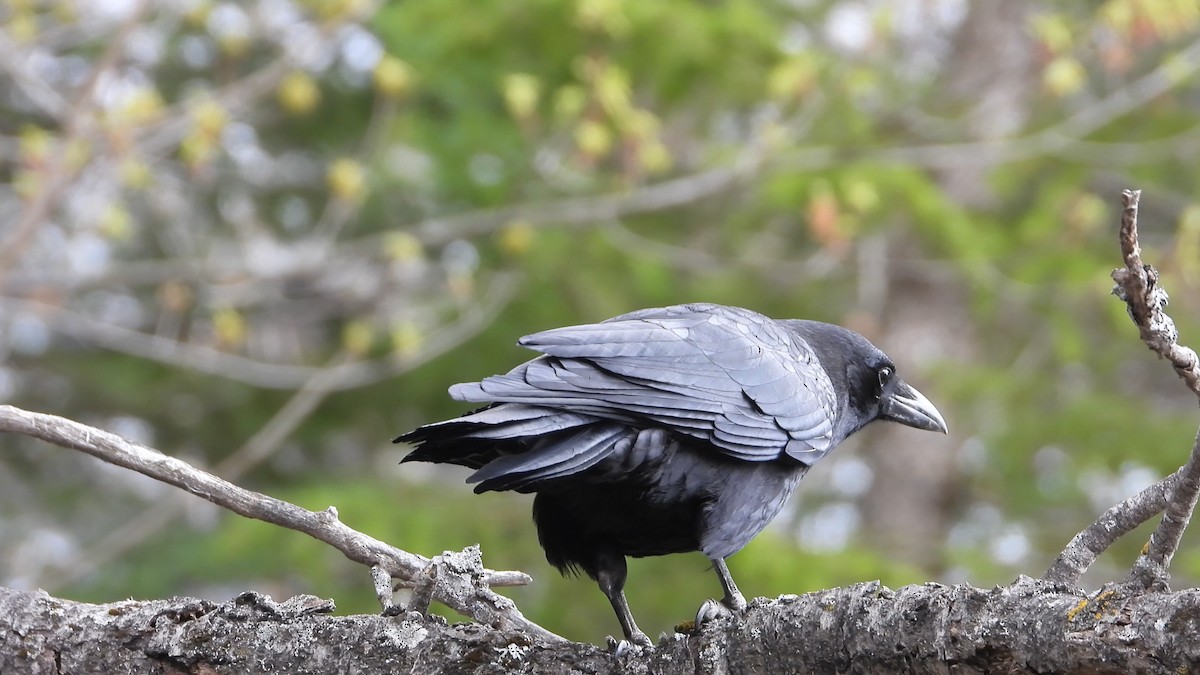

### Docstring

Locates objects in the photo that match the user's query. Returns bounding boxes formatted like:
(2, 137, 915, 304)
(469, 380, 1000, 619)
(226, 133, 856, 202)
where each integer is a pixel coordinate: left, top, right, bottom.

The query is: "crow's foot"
(695, 598, 733, 629)
(607, 633, 651, 655)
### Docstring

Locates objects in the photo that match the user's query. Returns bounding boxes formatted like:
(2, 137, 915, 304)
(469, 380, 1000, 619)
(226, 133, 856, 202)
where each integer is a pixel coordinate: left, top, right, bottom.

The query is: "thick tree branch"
(1109, 188, 1200, 589)
(0, 405, 563, 643)
(4, 580, 1200, 673)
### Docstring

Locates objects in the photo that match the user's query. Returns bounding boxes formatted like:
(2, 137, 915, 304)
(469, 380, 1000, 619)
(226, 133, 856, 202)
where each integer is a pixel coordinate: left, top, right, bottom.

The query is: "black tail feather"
(396, 403, 610, 475)
(467, 422, 630, 493)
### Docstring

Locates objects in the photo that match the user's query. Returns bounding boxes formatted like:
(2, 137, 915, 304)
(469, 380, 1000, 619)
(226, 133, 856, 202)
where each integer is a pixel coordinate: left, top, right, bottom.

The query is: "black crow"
(396, 303, 947, 646)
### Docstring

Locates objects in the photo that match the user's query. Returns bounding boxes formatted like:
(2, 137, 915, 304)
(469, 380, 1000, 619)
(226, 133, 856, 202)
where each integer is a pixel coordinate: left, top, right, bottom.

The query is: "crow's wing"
(449, 303, 837, 464)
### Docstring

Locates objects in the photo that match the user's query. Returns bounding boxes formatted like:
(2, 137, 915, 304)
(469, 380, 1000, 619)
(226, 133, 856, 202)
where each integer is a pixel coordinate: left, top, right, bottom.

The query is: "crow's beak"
(883, 380, 948, 434)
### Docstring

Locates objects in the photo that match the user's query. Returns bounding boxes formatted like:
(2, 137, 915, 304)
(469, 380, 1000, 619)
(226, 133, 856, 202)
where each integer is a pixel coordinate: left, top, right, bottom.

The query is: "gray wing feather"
(439, 405, 596, 440)
(452, 304, 836, 464)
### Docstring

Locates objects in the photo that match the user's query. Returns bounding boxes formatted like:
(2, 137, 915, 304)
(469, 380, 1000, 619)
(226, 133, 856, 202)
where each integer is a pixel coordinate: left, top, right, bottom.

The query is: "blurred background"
(3, 0, 1200, 644)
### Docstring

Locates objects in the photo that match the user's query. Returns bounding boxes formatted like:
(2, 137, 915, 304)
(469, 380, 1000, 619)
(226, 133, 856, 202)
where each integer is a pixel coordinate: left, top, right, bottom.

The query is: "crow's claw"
(607, 634, 651, 655)
(695, 598, 736, 629)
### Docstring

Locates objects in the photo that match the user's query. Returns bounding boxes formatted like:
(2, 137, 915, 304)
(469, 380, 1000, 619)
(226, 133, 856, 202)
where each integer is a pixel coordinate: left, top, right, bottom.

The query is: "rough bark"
(4, 580, 1198, 674)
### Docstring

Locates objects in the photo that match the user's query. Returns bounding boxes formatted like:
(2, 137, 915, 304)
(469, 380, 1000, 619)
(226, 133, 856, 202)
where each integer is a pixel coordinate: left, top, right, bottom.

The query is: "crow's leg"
(695, 557, 747, 629)
(712, 557, 746, 610)
(595, 552, 652, 648)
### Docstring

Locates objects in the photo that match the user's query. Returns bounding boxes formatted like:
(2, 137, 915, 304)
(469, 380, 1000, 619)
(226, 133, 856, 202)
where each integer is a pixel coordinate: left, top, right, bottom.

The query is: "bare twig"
(1108, 189, 1200, 589)
(1111, 191, 1200, 396)
(370, 564, 395, 612)
(0, 404, 563, 643)
(1128, 430, 1200, 589)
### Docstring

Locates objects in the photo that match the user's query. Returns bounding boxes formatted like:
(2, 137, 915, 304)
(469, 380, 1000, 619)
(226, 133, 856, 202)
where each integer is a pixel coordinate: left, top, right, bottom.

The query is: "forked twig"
(1047, 190, 1200, 588)
(1043, 468, 1182, 585)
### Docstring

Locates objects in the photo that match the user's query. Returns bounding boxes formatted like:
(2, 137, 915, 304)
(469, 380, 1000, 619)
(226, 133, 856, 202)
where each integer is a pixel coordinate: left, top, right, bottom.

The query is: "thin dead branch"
(0, 404, 564, 643)
(1107, 189, 1200, 588)
(1044, 189, 1200, 588)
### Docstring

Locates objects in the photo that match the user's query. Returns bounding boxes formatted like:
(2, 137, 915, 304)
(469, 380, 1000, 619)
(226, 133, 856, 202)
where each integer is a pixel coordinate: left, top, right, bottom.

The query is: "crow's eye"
(876, 366, 894, 394)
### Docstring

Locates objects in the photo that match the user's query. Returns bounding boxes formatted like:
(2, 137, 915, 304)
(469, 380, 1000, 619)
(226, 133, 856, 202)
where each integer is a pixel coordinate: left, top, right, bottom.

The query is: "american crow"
(397, 303, 946, 646)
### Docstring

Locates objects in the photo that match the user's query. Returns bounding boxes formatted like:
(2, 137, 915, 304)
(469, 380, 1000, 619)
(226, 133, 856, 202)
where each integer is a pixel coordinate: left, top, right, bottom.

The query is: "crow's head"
(784, 320, 947, 444)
